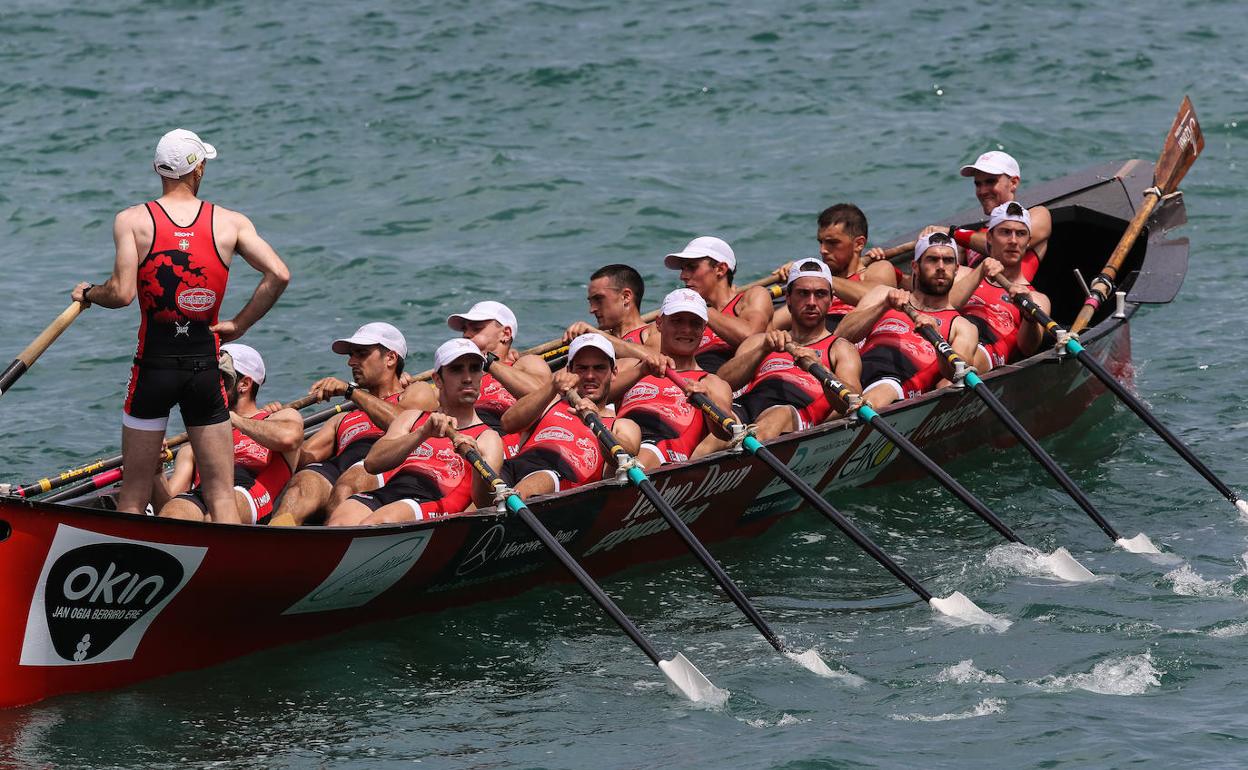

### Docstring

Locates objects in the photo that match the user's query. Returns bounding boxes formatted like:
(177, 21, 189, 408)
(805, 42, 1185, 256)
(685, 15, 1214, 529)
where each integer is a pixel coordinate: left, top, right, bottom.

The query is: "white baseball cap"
(447, 300, 519, 339)
(914, 232, 960, 262)
(660, 288, 709, 321)
(785, 258, 835, 289)
(987, 200, 1033, 232)
(664, 236, 737, 271)
(433, 337, 486, 370)
(959, 150, 1020, 179)
(220, 343, 265, 385)
(567, 333, 616, 365)
(331, 322, 408, 359)
(154, 129, 217, 179)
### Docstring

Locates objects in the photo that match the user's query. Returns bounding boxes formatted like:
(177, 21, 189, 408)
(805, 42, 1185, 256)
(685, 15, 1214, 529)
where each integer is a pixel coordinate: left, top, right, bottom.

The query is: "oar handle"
(899, 304, 968, 374)
(662, 369, 739, 435)
(0, 301, 86, 396)
(782, 342, 859, 411)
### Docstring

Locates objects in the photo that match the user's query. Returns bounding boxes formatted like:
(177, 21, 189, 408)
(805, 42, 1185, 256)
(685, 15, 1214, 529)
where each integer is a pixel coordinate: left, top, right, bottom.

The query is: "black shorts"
(859, 346, 919, 389)
(349, 474, 440, 512)
(303, 439, 376, 487)
(695, 349, 731, 374)
(501, 448, 577, 487)
(123, 356, 229, 430)
(736, 379, 814, 424)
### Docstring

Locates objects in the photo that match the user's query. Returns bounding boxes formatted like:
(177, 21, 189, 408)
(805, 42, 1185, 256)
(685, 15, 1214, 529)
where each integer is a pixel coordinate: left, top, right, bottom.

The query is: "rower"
(499, 333, 642, 497)
(268, 323, 436, 526)
(564, 264, 655, 347)
(156, 344, 301, 524)
(70, 128, 290, 523)
(611, 289, 736, 470)
(838, 234, 980, 410)
(665, 236, 773, 373)
(327, 338, 504, 526)
(448, 300, 552, 454)
(697, 260, 863, 456)
(772, 203, 901, 332)
(961, 202, 1053, 370)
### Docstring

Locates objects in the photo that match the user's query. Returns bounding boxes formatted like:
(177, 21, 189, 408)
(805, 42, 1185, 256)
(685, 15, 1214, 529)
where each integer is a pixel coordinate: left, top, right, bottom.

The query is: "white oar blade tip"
(784, 649, 865, 685)
(1235, 499, 1248, 517)
(659, 653, 729, 706)
(1044, 547, 1097, 582)
(929, 592, 1012, 632)
(1116, 533, 1161, 554)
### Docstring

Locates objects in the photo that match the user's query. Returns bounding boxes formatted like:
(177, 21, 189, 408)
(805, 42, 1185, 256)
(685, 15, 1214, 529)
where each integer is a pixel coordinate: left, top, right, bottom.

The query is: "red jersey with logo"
(620, 325, 648, 345)
(476, 364, 524, 457)
(859, 308, 963, 399)
(696, 292, 744, 372)
(513, 401, 614, 488)
(962, 280, 1027, 367)
(333, 391, 403, 455)
(740, 334, 839, 425)
(393, 414, 492, 516)
(136, 201, 228, 358)
(618, 370, 710, 463)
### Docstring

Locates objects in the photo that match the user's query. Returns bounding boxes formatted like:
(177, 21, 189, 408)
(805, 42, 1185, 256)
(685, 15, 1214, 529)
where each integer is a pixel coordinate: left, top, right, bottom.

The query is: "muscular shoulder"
(211, 204, 255, 233)
(862, 260, 900, 287)
(399, 381, 439, 411)
(514, 353, 552, 377)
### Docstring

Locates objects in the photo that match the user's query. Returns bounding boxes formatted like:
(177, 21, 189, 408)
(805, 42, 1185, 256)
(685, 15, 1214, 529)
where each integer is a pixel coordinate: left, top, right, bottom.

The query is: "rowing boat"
(0, 158, 1190, 708)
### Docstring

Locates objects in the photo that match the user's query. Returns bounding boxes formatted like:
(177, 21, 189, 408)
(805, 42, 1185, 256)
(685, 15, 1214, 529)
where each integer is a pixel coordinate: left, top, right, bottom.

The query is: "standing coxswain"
(70, 129, 289, 522)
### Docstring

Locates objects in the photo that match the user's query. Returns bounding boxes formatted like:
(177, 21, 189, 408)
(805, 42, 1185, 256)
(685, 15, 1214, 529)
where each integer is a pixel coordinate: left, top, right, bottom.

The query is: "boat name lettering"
(621, 463, 750, 523)
(911, 397, 986, 443)
(497, 529, 577, 561)
(583, 503, 710, 556)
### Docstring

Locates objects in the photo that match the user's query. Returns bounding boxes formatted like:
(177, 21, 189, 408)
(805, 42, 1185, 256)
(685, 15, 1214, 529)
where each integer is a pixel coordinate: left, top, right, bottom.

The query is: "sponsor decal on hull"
(20, 525, 206, 667)
(284, 531, 433, 615)
(453, 523, 580, 578)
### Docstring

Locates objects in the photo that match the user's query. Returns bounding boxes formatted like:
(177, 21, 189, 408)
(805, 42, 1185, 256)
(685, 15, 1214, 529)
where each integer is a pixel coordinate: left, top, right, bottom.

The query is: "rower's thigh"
(755, 405, 798, 440)
(515, 471, 558, 498)
(362, 501, 421, 526)
(330, 464, 383, 507)
(326, 498, 374, 527)
(159, 497, 207, 522)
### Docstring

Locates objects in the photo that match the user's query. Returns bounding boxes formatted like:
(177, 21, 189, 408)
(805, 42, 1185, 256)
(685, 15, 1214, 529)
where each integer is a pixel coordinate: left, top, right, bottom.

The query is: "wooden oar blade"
(658, 652, 729, 705)
(1154, 95, 1204, 194)
(928, 591, 1012, 632)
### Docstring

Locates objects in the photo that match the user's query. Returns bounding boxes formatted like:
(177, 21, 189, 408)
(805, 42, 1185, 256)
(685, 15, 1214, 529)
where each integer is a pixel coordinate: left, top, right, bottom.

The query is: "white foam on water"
(929, 592, 1013, 632)
(784, 649, 866, 686)
(1031, 653, 1161, 696)
(743, 713, 804, 729)
(797, 532, 826, 544)
(934, 659, 1007, 684)
(984, 543, 1096, 583)
(890, 698, 1006, 722)
(1164, 564, 1234, 597)
(1209, 622, 1248, 639)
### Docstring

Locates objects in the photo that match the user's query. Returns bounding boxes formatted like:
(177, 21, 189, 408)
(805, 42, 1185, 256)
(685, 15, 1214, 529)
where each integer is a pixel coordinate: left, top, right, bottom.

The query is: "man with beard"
(156, 344, 302, 524)
(71, 129, 290, 523)
(961, 202, 1052, 370)
(267, 323, 436, 526)
(327, 338, 504, 526)
(838, 233, 979, 410)
(697, 260, 863, 456)
(499, 333, 642, 497)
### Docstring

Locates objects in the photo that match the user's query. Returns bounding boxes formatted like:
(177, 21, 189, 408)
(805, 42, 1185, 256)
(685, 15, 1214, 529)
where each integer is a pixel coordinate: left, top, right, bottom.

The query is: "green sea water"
(3, 0, 1248, 767)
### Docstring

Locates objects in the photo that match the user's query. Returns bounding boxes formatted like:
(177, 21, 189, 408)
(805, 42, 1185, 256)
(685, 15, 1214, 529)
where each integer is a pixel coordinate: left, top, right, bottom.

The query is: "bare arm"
(211, 211, 290, 342)
(706, 286, 774, 348)
(232, 407, 303, 453)
(715, 332, 776, 391)
(947, 317, 980, 374)
(363, 409, 427, 474)
(948, 263, 986, 308)
(836, 285, 904, 344)
(297, 414, 342, 467)
(701, 375, 737, 440)
(488, 353, 552, 399)
(469, 429, 505, 509)
(501, 385, 559, 435)
(72, 208, 143, 307)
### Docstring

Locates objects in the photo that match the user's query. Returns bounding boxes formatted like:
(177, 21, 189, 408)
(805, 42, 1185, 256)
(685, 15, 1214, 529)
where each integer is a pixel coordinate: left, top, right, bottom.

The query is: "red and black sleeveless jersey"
(230, 411, 293, 496)
(962, 280, 1027, 365)
(136, 201, 229, 358)
(395, 414, 492, 515)
(742, 334, 839, 422)
(696, 292, 744, 372)
(333, 391, 403, 455)
(620, 325, 648, 345)
(859, 308, 963, 398)
(514, 401, 613, 489)
(618, 370, 710, 463)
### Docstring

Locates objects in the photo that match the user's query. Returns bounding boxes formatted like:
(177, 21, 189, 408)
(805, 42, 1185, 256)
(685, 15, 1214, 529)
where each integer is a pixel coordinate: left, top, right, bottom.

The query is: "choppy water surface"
(3, 0, 1248, 767)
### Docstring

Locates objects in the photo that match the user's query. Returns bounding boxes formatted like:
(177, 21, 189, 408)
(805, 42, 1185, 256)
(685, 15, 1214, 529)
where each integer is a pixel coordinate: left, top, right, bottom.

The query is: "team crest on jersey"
(338, 421, 372, 447)
(623, 381, 659, 406)
(174, 321, 190, 338)
(534, 426, 575, 444)
(759, 358, 794, 375)
(178, 239, 190, 251)
(176, 288, 217, 314)
(412, 444, 434, 460)
(874, 319, 911, 336)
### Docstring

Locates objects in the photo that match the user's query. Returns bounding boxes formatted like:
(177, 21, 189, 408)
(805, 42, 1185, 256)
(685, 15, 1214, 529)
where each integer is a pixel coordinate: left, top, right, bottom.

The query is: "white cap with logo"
(447, 300, 519, 339)
(987, 201, 1033, 232)
(959, 150, 1020, 179)
(785, 259, 835, 289)
(220, 343, 265, 385)
(433, 338, 487, 370)
(331, 322, 408, 359)
(660, 288, 709, 320)
(567, 333, 616, 364)
(913, 232, 960, 262)
(664, 236, 737, 271)
(154, 129, 218, 179)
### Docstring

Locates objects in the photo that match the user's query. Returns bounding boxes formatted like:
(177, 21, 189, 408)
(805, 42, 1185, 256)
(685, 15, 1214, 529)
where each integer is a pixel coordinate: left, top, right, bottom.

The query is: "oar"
(39, 396, 348, 505)
(561, 387, 841, 676)
(452, 431, 727, 703)
(1070, 96, 1204, 335)
(1009, 286, 1248, 517)
(663, 370, 1008, 629)
(12, 393, 324, 499)
(901, 305, 1159, 554)
(0, 301, 86, 399)
(784, 343, 1094, 582)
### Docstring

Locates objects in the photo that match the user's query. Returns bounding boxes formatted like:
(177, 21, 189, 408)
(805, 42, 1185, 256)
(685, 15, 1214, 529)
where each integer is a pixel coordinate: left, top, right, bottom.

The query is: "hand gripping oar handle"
(562, 387, 789, 654)
(662, 369, 935, 604)
(901, 305, 1125, 543)
(0, 301, 86, 398)
(1010, 289, 1247, 514)
(451, 430, 723, 702)
(1071, 96, 1203, 335)
(783, 344, 1023, 545)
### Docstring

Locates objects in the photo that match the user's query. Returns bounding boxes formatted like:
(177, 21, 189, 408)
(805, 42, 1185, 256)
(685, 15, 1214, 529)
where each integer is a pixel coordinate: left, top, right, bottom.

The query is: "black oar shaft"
(574, 402, 786, 653)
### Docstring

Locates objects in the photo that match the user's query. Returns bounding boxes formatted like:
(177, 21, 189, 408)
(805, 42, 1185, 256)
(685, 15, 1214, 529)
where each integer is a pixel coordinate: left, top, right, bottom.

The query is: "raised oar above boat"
(783, 343, 1094, 583)
(0, 301, 85, 400)
(561, 386, 845, 679)
(901, 304, 1160, 554)
(451, 428, 728, 704)
(662, 370, 1010, 630)
(1004, 283, 1248, 517)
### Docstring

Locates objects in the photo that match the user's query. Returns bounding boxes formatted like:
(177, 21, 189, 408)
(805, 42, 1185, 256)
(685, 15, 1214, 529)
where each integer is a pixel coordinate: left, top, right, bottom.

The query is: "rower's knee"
(326, 499, 372, 527)
(514, 472, 557, 498)
(329, 466, 381, 509)
(754, 406, 796, 441)
(158, 498, 206, 522)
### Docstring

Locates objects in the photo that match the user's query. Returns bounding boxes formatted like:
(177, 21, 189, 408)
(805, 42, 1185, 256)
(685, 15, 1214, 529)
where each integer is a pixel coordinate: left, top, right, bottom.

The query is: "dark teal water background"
(3, 0, 1248, 767)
